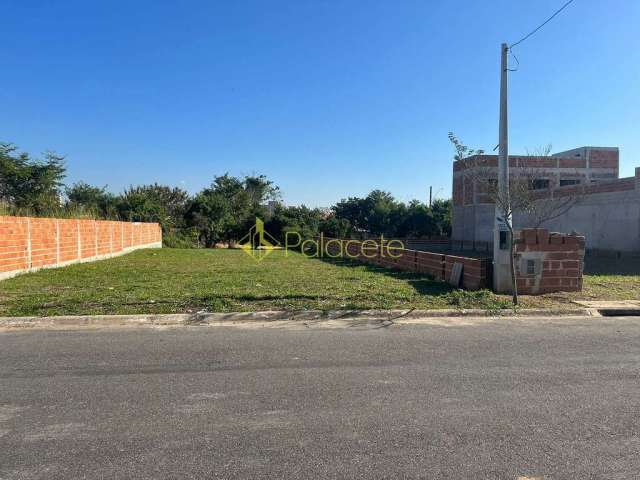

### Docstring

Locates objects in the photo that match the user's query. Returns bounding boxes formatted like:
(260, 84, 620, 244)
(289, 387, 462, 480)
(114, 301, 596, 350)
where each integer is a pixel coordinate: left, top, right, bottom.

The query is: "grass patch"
(0, 249, 637, 317)
(445, 289, 512, 313)
(0, 248, 512, 316)
(570, 256, 640, 302)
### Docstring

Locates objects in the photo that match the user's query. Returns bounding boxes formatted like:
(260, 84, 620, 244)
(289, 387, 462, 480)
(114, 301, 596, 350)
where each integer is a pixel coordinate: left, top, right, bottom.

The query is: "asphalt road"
(1, 316, 640, 479)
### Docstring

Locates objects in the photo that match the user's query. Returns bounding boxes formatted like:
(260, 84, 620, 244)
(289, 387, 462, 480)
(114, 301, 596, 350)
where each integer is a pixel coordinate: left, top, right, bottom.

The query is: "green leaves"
(185, 174, 279, 247)
(0, 142, 66, 214)
(448, 132, 485, 161)
(332, 191, 451, 238)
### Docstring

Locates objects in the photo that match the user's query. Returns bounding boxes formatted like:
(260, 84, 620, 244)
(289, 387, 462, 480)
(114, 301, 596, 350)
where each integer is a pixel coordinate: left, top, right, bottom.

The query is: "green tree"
(430, 199, 452, 236)
(332, 190, 451, 239)
(186, 174, 280, 246)
(187, 189, 235, 246)
(0, 143, 66, 213)
(117, 183, 190, 233)
(65, 182, 118, 218)
(397, 200, 436, 237)
(332, 197, 368, 234)
(333, 190, 406, 237)
(266, 205, 324, 243)
(365, 190, 403, 236)
(319, 215, 351, 239)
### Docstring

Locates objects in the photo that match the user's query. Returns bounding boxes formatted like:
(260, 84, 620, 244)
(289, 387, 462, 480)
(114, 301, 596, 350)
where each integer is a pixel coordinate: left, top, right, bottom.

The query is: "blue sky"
(2, 0, 639, 207)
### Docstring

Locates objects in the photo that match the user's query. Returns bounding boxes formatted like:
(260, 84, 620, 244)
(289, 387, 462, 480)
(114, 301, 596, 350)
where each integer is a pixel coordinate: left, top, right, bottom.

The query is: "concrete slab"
(573, 300, 640, 317)
(573, 300, 640, 308)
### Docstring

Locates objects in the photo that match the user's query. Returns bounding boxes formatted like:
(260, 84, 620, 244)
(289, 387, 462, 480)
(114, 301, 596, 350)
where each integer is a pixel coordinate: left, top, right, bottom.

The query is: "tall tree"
(430, 199, 452, 236)
(398, 200, 436, 237)
(117, 183, 190, 233)
(65, 182, 118, 218)
(0, 143, 66, 213)
(332, 197, 369, 234)
(266, 205, 323, 243)
(186, 174, 280, 246)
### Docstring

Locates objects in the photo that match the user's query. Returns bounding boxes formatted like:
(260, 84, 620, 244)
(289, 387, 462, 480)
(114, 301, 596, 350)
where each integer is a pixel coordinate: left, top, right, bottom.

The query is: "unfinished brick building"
(452, 146, 640, 253)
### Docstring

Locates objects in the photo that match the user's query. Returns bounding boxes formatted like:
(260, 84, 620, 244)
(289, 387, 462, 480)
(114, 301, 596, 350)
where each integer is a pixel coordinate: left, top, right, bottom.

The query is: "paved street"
(1, 316, 640, 479)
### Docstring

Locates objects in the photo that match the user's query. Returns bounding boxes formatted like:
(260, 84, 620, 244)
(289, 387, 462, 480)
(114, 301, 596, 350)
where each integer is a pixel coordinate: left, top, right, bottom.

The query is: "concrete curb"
(572, 301, 640, 317)
(0, 308, 596, 330)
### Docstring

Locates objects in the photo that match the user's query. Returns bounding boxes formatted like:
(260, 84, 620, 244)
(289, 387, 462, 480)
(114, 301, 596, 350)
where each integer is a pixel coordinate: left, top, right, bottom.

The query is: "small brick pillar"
(514, 228, 585, 295)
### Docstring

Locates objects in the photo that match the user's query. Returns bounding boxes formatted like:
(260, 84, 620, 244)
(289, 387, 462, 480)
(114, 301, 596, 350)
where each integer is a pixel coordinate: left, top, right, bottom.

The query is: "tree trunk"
(509, 229, 518, 305)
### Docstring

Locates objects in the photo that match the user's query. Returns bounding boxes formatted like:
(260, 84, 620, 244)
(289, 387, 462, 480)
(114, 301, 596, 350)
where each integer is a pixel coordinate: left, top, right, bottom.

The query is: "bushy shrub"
(163, 228, 200, 249)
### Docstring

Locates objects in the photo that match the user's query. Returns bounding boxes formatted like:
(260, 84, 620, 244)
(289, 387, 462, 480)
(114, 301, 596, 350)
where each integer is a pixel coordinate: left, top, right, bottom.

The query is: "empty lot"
(0, 249, 637, 316)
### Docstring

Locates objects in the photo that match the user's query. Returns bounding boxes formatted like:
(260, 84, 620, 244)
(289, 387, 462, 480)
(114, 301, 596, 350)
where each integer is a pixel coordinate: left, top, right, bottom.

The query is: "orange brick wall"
(444, 254, 492, 290)
(322, 238, 492, 291)
(0, 216, 162, 280)
(321, 233, 584, 295)
(58, 219, 79, 263)
(514, 228, 585, 294)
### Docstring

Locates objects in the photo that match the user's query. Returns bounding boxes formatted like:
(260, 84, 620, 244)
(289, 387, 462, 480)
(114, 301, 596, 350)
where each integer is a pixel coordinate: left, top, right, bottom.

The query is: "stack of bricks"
(322, 238, 492, 291)
(514, 228, 585, 294)
(0, 216, 162, 280)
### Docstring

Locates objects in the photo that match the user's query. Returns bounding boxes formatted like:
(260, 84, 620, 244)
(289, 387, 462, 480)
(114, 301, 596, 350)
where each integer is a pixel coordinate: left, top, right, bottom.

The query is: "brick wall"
(0, 216, 162, 280)
(589, 148, 619, 169)
(514, 228, 585, 294)
(322, 234, 583, 295)
(322, 238, 491, 291)
(444, 255, 491, 290)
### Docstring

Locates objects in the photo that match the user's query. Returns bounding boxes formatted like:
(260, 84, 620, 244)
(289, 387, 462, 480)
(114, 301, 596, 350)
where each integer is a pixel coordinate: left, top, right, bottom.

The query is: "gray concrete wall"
(452, 204, 494, 245)
(453, 188, 640, 252)
(521, 190, 640, 252)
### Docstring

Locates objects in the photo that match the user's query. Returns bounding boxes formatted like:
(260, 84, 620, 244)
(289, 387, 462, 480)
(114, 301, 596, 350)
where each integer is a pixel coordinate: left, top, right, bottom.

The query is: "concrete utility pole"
(429, 186, 432, 208)
(493, 43, 512, 292)
(498, 43, 509, 205)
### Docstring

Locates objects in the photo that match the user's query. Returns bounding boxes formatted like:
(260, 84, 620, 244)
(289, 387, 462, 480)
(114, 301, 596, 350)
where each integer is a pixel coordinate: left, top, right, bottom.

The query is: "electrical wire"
(507, 49, 520, 72)
(510, 0, 576, 49)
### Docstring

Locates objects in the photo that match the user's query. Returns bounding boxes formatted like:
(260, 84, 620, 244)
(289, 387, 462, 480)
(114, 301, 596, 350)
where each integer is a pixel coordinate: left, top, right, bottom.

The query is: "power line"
(510, 0, 576, 49)
(507, 49, 520, 72)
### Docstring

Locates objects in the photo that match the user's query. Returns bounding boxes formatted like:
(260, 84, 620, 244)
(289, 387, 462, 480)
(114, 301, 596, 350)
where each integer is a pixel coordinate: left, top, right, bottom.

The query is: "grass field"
(0, 248, 513, 316)
(577, 256, 640, 302)
(0, 248, 637, 316)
